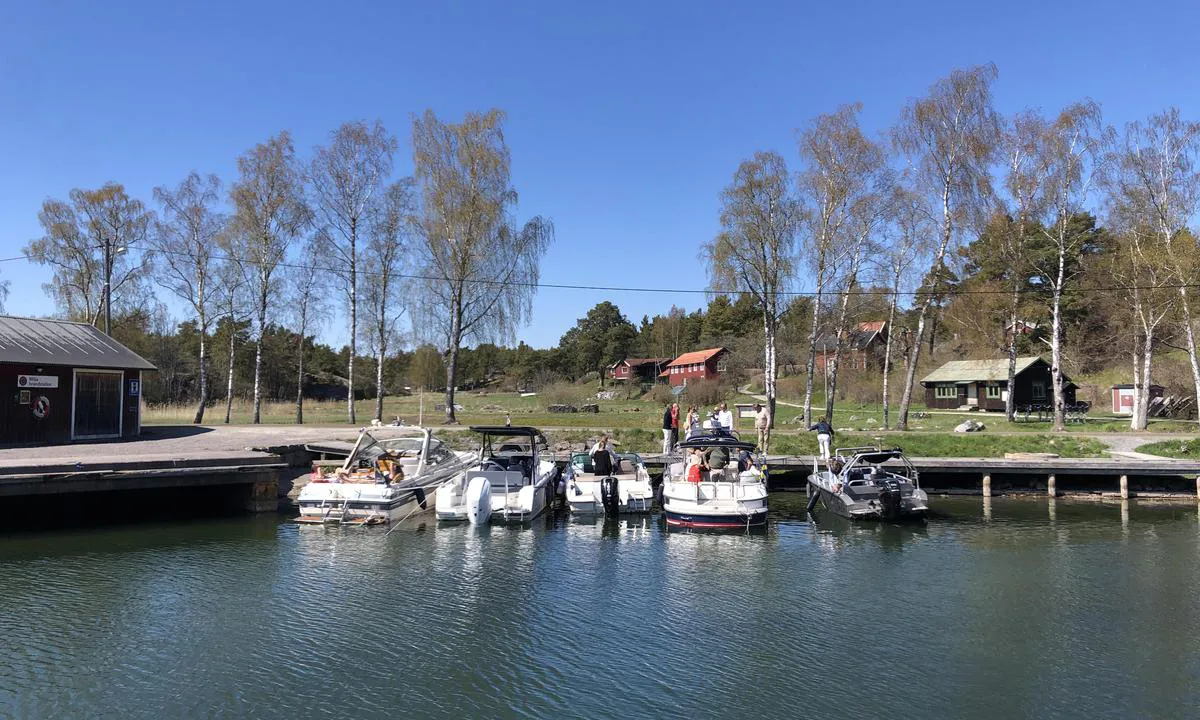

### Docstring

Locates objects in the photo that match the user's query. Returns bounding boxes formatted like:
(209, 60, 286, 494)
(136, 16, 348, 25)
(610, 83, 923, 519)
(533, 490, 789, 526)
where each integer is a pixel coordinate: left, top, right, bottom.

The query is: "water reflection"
(1, 501, 1199, 719)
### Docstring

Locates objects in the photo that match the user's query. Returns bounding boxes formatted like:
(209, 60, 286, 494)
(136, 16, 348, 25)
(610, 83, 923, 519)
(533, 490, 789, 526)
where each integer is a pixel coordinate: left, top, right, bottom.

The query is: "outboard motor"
(600, 476, 620, 515)
(877, 478, 902, 519)
(465, 475, 492, 524)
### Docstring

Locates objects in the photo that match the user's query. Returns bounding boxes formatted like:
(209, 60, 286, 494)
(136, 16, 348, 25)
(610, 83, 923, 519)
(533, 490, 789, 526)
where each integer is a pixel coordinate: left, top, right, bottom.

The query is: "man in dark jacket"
(662, 402, 679, 453)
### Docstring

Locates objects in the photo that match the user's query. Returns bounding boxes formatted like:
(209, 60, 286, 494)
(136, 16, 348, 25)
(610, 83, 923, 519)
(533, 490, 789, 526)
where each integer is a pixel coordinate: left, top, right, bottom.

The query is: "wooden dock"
(637, 452, 1200, 499)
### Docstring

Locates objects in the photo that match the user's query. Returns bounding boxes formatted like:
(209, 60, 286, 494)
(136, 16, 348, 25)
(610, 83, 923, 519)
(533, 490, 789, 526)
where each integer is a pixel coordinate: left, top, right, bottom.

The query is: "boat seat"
(467, 470, 527, 491)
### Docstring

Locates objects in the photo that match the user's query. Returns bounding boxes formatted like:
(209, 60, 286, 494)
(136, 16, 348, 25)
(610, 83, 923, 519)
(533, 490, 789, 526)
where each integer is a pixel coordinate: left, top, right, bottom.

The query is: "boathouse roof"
(0, 316, 156, 370)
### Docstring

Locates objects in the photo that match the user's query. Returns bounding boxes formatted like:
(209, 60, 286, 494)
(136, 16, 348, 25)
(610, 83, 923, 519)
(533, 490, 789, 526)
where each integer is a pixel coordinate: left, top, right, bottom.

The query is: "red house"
(659, 347, 729, 387)
(609, 358, 671, 384)
(814, 321, 888, 372)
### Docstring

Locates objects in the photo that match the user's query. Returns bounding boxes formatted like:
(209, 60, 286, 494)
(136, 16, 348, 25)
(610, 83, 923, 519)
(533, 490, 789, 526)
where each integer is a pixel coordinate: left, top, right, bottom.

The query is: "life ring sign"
(32, 395, 50, 419)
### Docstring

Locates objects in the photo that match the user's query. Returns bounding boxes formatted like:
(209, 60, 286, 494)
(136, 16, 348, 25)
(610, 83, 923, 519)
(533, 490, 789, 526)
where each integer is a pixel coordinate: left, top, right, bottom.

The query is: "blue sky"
(2, 0, 1198, 349)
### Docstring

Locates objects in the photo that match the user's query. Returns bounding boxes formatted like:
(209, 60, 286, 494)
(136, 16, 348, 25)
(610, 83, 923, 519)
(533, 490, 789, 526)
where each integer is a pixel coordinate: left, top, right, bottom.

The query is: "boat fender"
(805, 482, 820, 513)
(601, 476, 620, 515)
(465, 475, 492, 524)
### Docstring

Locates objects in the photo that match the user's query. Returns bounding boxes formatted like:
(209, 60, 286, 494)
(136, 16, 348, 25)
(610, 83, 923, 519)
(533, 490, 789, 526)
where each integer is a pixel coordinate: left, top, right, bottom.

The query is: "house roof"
(921, 356, 1048, 385)
(614, 357, 671, 369)
(815, 321, 887, 352)
(664, 347, 726, 368)
(0, 316, 156, 371)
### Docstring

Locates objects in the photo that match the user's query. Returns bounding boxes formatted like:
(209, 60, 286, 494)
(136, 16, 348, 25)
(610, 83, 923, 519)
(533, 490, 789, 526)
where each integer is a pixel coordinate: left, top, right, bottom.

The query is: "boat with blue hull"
(660, 430, 768, 531)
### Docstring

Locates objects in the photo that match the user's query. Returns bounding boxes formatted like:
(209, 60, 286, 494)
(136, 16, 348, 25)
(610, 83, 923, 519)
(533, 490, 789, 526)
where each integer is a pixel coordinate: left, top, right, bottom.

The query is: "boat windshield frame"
(342, 427, 432, 471)
(834, 446, 919, 487)
(469, 426, 549, 461)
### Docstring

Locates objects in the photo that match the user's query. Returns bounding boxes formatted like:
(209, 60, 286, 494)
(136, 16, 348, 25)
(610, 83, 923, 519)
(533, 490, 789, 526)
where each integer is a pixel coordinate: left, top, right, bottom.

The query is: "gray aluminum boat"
(806, 446, 928, 521)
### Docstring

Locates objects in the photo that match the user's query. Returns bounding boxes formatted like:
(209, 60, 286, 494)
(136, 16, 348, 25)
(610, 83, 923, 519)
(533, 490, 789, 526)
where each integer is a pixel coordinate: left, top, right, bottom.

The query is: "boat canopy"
(852, 449, 906, 464)
(470, 425, 546, 439)
(677, 432, 756, 452)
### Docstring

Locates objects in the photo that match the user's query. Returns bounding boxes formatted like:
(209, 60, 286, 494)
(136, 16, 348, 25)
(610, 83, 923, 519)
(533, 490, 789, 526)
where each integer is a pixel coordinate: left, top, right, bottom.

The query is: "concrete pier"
(1047, 473, 1057, 498)
(982, 473, 992, 498)
(1120, 474, 1129, 500)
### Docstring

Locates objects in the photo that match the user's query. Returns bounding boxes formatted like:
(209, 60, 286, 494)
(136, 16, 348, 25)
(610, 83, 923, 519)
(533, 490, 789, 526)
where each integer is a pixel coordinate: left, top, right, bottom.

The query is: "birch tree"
(230, 131, 310, 424)
(703, 151, 800, 432)
(365, 179, 416, 422)
(411, 109, 554, 424)
(877, 186, 929, 429)
(287, 236, 329, 424)
(151, 172, 225, 423)
(309, 121, 397, 424)
(818, 124, 890, 421)
(1108, 231, 1175, 429)
(1032, 102, 1104, 431)
(217, 257, 250, 424)
(999, 111, 1049, 421)
(26, 183, 154, 331)
(796, 105, 874, 426)
(891, 65, 1001, 430)
(1104, 109, 1200, 418)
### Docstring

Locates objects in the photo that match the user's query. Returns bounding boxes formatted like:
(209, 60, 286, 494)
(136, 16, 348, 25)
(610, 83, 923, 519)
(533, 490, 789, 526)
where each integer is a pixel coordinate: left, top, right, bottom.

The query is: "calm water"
(2, 496, 1198, 719)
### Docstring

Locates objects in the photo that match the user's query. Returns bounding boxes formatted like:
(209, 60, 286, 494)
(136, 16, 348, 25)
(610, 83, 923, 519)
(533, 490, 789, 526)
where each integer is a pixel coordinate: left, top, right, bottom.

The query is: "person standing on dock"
(717, 402, 734, 434)
(662, 402, 679, 454)
(684, 406, 700, 441)
(754, 403, 771, 454)
(809, 416, 834, 460)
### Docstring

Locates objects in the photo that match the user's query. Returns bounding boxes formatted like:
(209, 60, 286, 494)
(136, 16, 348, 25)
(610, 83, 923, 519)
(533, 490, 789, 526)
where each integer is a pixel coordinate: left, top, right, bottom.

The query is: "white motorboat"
(806, 446, 929, 521)
(296, 427, 474, 526)
(435, 426, 559, 524)
(564, 451, 654, 514)
(660, 431, 768, 531)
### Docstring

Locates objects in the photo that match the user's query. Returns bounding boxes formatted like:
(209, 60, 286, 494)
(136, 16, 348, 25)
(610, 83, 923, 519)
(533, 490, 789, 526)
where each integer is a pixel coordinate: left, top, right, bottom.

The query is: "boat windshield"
(351, 433, 425, 468)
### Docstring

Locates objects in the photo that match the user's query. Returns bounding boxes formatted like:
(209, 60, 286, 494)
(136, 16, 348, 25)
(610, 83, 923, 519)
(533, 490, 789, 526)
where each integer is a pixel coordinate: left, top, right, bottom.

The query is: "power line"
(6, 248, 1198, 299)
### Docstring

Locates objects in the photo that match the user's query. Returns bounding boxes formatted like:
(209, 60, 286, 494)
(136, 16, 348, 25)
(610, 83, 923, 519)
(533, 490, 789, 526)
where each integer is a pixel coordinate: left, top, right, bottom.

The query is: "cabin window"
(716, 358, 728, 372)
(1031, 381, 1046, 400)
(986, 383, 1002, 399)
(935, 385, 958, 399)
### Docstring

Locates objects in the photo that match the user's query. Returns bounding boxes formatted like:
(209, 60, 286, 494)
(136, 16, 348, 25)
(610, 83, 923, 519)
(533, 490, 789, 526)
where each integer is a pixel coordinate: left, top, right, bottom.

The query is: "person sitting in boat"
(704, 444, 731, 479)
(737, 448, 754, 473)
(589, 434, 618, 476)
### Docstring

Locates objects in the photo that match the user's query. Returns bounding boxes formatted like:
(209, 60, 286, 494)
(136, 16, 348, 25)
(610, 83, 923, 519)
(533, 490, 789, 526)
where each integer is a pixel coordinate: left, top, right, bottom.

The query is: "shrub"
(542, 381, 588, 408)
(646, 385, 676, 405)
(681, 378, 728, 408)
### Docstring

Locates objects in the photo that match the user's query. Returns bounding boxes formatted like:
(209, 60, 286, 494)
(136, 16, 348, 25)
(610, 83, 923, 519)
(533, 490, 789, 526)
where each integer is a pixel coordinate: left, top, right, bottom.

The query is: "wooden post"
(1047, 473, 1056, 498)
(982, 473, 991, 498)
(1119, 474, 1129, 500)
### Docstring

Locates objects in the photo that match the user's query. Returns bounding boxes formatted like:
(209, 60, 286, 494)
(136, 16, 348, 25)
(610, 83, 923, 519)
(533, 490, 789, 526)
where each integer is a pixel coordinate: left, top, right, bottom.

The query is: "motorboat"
(296, 427, 474, 525)
(660, 430, 768, 530)
(564, 450, 654, 514)
(805, 446, 929, 521)
(435, 426, 559, 524)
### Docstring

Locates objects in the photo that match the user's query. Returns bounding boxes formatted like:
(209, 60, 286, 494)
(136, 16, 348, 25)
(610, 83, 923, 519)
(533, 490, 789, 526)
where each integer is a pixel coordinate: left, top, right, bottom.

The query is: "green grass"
(768, 432, 1109, 458)
(1135, 439, 1200, 459)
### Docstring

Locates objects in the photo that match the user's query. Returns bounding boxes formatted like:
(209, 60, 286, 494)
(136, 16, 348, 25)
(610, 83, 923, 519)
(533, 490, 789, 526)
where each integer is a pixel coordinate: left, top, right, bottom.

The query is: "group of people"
(660, 400, 773, 454)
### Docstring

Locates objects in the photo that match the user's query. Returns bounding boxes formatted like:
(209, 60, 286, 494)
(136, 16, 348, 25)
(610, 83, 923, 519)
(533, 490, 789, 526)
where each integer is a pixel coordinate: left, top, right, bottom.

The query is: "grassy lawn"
(768, 432, 1109, 458)
(1135, 439, 1200, 459)
(142, 387, 1184, 458)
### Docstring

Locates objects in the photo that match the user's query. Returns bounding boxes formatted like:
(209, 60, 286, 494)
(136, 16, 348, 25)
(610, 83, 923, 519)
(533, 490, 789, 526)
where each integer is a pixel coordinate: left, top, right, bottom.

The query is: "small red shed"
(1111, 384, 1164, 415)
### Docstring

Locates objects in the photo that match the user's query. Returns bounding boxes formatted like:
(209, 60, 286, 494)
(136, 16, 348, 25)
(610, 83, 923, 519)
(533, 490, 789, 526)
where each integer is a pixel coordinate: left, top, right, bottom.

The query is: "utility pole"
(103, 240, 112, 336)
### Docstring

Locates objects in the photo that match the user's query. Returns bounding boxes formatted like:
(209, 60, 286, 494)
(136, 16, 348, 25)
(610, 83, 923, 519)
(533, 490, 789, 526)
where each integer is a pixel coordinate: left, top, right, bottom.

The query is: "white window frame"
(934, 384, 958, 399)
(986, 383, 1002, 399)
(71, 368, 124, 440)
(716, 357, 728, 372)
